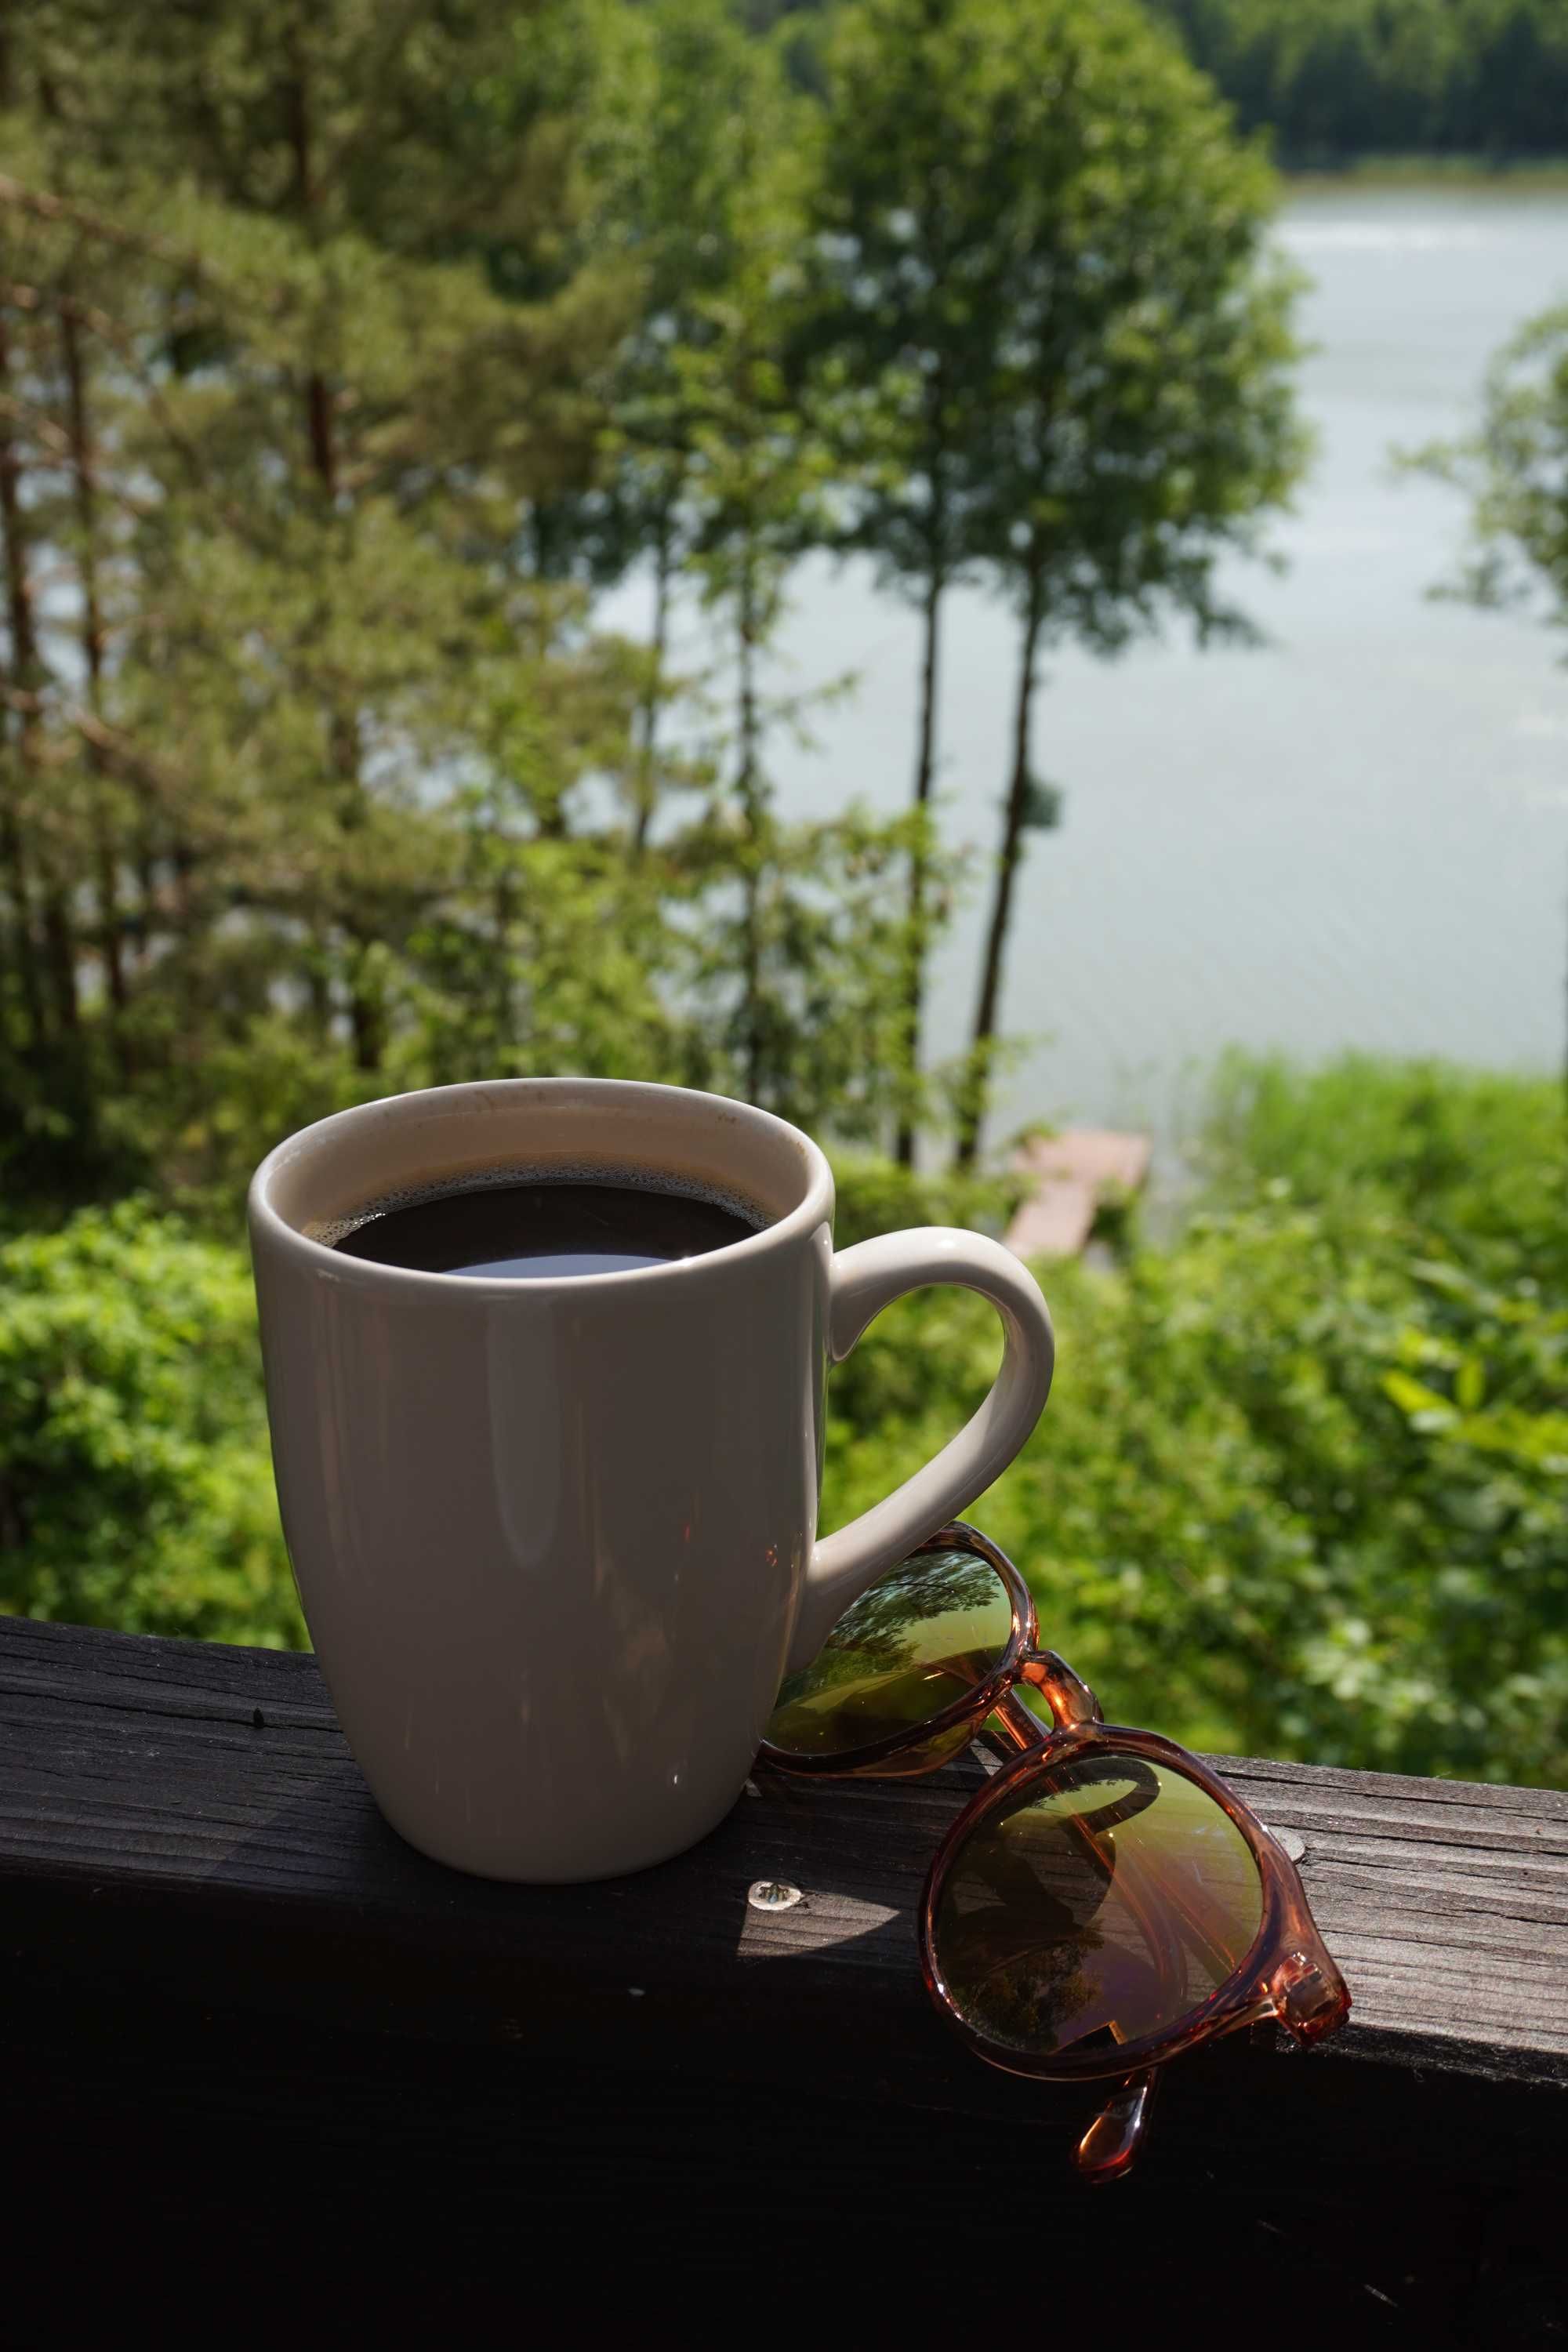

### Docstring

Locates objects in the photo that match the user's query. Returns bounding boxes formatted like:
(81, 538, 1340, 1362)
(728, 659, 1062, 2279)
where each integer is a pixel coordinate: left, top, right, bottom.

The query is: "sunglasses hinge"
(1266, 1947, 1352, 2044)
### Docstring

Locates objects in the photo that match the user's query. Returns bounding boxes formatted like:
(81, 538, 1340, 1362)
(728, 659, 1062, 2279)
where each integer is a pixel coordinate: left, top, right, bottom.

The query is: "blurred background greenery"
(2, 0, 1565, 1787)
(6, 1054, 1563, 1788)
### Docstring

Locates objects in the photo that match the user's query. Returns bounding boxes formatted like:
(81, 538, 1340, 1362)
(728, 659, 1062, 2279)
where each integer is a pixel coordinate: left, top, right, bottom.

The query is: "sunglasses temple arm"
(1075, 2070, 1160, 2186)
(986, 1687, 1052, 1755)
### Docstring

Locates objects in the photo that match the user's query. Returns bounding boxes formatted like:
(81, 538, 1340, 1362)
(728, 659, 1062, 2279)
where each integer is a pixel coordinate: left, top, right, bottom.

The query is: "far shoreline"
(1283, 154, 1568, 194)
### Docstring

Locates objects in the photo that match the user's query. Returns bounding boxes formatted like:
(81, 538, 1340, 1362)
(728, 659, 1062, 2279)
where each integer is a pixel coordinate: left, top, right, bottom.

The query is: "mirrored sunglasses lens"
(764, 1545, 1015, 1764)
(934, 1756, 1264, 2057)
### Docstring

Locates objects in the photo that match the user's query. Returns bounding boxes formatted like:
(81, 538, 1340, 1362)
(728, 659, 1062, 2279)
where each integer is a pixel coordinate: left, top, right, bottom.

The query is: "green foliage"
(828, 1149, 1019, 1248)
(682, 805, 949, 1142)
(1147, 0, 1568, 165)
(0, 2, 675, 1211)
(0, 0, 967, 1215)
(1406, 306, 1568, 1129)
(633, 31, 960, 1135)
(914, 0, 1307, 652)
(805, 0, 1306, 1167)
(1, 6, 1559, 1801)
(768, 0, 1568, 160)
(1406, 304, 1568, 640)
(822, 1058, 1568, 1787)
(1199, 1049, 1568, 1268)
(0, 1202, 299, 1644)
(3, 1062, 1563, 1788)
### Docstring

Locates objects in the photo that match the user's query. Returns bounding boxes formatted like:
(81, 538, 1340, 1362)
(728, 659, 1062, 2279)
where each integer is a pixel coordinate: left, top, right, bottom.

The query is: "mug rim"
(247, 1076, 836, 1298)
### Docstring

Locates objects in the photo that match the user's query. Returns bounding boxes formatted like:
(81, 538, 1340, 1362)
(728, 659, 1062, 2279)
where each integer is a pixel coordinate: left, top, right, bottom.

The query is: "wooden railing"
(2, 1613, 1564, 2336)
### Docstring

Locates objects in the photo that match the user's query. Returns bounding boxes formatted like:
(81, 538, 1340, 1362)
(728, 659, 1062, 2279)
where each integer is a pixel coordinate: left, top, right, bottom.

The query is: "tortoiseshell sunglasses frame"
(759, 1522, 1350, 2183)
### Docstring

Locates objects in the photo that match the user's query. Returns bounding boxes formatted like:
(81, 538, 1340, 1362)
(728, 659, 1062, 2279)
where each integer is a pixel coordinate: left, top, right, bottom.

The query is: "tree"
(107, 0, 641, 1076)
(0, 107, 153, 1186)
(0, 1, 706, 1212)
(944, 0, 1305, 1167)
(1410, 303, 1568, 626)
(563, 0, 775, 858)
(0, 0, 972, 1214)
(656, 49, 958, 1138)
(1408, 306, 1568, 1118)
(1144, 0, 1568, 164)
(807, 0, 1032, 1165)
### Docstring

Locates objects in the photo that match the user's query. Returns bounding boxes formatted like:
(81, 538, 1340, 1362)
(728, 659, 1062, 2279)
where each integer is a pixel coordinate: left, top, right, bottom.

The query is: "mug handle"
(786, 1228, 1055, 1671)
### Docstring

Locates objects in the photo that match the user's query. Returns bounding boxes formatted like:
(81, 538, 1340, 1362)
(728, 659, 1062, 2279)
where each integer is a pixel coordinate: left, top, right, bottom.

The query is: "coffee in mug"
(331, 1173, 765, 1280)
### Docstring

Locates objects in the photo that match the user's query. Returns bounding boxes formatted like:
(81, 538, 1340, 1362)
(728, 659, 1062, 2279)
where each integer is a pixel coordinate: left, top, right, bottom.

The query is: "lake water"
(604, 187, 1568, 1148)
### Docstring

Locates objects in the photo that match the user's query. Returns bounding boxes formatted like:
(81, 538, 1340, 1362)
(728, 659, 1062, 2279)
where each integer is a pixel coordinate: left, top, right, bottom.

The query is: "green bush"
(0, 1204, 301, 1646)
(3, 1060, 1563, 1786)
(823, 1057, 1568, 1785)
(828, 1152, 1018, 1248)
(1198, 1048, 1566, 1263)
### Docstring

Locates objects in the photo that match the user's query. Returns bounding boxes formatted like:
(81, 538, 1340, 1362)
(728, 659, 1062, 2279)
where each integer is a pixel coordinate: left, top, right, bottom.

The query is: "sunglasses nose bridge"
(1019, 1648, 1102, 1728)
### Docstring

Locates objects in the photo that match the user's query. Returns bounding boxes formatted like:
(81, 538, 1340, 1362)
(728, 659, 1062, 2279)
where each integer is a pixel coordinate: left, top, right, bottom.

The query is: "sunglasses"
(760, 1523, 1351, 2182)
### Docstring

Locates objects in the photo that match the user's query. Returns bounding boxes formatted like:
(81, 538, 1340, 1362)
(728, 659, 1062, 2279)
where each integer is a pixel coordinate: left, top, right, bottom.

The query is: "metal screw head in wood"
(748, 1879, 803, 1912)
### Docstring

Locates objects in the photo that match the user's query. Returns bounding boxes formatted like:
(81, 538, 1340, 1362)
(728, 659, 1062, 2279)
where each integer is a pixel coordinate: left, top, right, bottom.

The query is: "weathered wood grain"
(2, 1612, 1565, 2088)
(2, 1614, 1565, 2337)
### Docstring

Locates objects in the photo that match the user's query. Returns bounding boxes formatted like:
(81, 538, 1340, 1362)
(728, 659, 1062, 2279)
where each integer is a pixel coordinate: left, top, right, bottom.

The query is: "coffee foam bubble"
(305, 1160, 771, 1250)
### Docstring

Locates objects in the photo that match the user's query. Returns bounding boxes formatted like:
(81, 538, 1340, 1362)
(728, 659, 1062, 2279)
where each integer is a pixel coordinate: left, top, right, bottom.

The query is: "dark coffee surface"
(331, 1177, 763, 1280)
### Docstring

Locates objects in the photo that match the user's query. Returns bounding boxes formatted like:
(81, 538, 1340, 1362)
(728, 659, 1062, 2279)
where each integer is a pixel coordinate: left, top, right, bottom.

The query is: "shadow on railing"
(1, 1612, 1564, 2337)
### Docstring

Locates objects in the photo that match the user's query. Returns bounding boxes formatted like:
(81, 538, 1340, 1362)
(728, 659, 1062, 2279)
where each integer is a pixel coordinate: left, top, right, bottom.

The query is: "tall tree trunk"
(631, 511, 673, 862)
(0, 791, 44, 1043)
(134, 839, 159, 975)
(347, 960, 383, 1075)
(895, 561, 945, 1167)
(289, 41, 383, 1076)
(60, 299, 129, 1029)
(0, 307, 76, 1035)
(38, 68, 127, 1030)
(39, 894, 78, 1032)
(488, 778, 517, 1051)
(0, 215, 42, 1039)
(957, 566, 1044, 1172)
(303, 945, 332, 1037)
(289, 53, 335, 520)
(735, 544, 764, 1107)
(0, 332, 44, 1050)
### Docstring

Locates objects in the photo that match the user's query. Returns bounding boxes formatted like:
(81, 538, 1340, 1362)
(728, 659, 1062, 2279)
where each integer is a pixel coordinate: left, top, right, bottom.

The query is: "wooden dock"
(1004, 1127, 1152, 1258)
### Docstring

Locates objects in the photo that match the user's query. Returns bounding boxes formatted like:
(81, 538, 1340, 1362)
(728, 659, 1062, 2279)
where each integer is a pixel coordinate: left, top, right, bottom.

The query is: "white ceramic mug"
(249, 1079, 1054, 1881)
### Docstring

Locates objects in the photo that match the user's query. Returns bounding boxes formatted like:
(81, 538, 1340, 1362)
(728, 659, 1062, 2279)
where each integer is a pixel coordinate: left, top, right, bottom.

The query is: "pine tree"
(0, 0, 693, 1205)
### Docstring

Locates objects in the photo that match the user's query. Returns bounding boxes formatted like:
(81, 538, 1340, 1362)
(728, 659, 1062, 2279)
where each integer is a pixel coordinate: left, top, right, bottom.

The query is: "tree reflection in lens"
(766, 1548, 1014, 1762)
(935, 1757, 1265, 2056)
